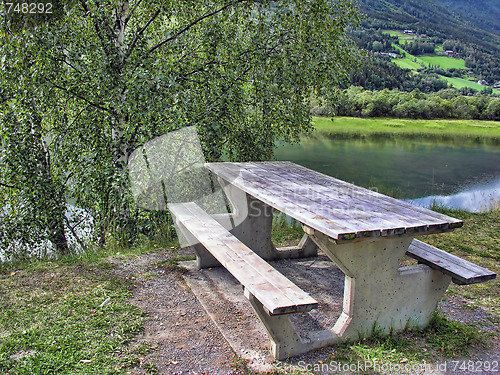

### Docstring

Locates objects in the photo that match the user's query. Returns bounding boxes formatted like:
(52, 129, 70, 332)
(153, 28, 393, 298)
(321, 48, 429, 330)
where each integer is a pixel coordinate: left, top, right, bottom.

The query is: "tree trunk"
(47, 213, 70, 256)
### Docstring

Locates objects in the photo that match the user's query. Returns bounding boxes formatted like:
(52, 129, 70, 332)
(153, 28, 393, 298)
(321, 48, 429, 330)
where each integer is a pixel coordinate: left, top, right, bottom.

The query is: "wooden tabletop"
(205, 161, 463, 241)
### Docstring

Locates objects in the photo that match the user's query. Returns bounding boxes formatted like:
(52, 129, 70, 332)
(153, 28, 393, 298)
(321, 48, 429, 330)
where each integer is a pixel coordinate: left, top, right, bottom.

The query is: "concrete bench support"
(306, 229, 453, 340)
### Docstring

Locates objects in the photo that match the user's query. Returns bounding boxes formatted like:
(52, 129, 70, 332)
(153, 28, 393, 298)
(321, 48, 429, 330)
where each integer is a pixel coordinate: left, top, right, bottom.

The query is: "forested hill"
(357, 0, 500, 56)
(436, 0, 500, 39)
(350, 0, 500, 94)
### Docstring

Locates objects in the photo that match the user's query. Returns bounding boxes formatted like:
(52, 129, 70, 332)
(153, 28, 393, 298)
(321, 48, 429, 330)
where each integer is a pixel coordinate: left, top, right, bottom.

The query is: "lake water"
(275, 134, 500, 212)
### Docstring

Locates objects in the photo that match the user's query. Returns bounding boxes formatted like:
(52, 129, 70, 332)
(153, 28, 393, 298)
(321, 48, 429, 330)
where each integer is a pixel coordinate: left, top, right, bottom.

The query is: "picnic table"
(169, 161, 495, 360)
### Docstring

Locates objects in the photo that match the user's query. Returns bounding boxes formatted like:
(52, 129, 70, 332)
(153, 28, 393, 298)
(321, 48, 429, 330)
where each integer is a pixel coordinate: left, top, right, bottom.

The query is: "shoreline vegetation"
(311, 116, 500, 145)
(312, 88, 500, 121)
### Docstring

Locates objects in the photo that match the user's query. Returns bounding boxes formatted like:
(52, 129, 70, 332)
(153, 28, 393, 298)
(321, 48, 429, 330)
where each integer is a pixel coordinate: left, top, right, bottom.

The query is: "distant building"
(404, 29, 414, 34)
(445, 50, 454, 56)
(478, 80, 489, 86)
(380, 52, 398, 58)
(493, 81, 500, 89)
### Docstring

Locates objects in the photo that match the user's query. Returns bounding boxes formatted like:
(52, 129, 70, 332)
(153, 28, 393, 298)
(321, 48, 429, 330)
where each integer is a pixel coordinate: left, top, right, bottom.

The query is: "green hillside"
(350, 0, 500, 95)
(436, 0, 500, 37)
(357, 0, 500, 57)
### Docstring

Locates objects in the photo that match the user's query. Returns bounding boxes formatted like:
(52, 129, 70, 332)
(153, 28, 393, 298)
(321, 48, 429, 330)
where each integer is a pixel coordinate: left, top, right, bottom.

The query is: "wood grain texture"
(168, 202, 318, 315)
(205, 161, 463, 241)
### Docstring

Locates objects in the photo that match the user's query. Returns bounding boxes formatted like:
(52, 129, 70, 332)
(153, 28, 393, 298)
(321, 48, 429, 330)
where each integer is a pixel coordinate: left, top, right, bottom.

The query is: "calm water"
(275, 135, 500, 212)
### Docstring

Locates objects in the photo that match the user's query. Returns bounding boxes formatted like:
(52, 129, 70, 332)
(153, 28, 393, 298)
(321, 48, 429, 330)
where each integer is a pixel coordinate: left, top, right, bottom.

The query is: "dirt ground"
(107, 248, 499, 375)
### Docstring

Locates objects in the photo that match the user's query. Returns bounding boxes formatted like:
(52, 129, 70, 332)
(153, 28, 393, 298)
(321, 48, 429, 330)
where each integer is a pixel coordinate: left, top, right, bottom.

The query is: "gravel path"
(106, 249, 499, 375)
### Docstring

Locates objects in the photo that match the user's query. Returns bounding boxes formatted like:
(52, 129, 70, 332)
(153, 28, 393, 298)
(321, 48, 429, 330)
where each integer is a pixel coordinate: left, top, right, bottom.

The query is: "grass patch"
(312, 116, 500, 144)
(0, 261, 144, 374)
(440, 76, 500, 95)
(326, 312, 487, 373)
(420, 206, 500, 315)
(271, 212, 304, 247)
(419, 55, 466, 69)
(392, 57, 423, 70)
(390, 44, 425, 70)
(0, 243, 179, 374)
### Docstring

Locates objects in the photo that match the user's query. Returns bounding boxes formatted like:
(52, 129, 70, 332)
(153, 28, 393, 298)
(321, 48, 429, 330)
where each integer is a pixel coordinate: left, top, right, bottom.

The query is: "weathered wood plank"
(244, 161, 457, 228)
(406, 239, 496, 285)
(206, 161, 462, 240)
(243, 162, 419, 235)
(181, 203, 317, 310)
(270, 161, 463, 227)
(208, 162, 359, 240)
(168, 202, 318, 314)
(173, 204, 302, 313)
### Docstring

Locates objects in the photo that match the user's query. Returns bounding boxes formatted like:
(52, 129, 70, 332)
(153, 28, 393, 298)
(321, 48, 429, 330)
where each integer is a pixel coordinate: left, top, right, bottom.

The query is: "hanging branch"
(0, 181, 17, 189)
(148, 0, 249, 55)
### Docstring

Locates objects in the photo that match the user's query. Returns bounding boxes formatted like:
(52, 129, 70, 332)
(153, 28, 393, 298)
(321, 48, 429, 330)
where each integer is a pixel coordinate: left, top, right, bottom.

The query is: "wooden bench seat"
(168, 202, 318, 315)
(407, 239, 496, 285)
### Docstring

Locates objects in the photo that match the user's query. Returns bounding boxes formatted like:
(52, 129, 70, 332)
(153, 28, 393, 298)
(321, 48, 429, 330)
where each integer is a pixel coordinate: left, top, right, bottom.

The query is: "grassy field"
(391, 44, 425, 70)
(384, 30, 418, 44)
(389, 45, 467, 71)
(0, 248, 157, 374)
(419, 55, 466, 69)
(441, 75, 500, 95)
(392, 57, 423, 70)
(312, 116, 500, 143)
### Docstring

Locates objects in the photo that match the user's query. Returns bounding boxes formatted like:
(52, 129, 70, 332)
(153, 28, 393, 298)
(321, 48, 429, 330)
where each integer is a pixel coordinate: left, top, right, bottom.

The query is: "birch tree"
(1, 0, 362, 255)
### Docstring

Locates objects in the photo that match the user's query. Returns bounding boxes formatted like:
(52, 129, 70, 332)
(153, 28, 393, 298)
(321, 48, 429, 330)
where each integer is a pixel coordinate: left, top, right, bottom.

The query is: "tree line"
(314, 87, 500, 120)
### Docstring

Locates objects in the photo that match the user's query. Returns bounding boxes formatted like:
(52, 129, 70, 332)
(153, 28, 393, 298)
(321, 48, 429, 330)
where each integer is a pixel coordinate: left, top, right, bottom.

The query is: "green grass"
(440, 75, 500, 95)
(383, 30, 418, 44)
(312, 116, 500, 144)
(390, 44, 425, 70)
(271, 213, 304, 247)
(422, 206, 500, 315)
(389, 47, 466, 71)
(419, 55, 466, 69)
(325, 312, 488, 373)
(392, 57, 423, 70)
(0, 245, 170, 375)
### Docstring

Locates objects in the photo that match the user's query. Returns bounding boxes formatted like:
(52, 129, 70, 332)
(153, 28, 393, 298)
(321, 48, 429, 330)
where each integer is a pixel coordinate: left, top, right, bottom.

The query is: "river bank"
(312, 116, 500, 144)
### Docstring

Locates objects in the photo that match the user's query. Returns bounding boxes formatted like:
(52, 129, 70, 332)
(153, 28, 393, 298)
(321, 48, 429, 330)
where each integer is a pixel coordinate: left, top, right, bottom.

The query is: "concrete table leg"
(308, 231, 452, 340)
(214, 179, 318, 260)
